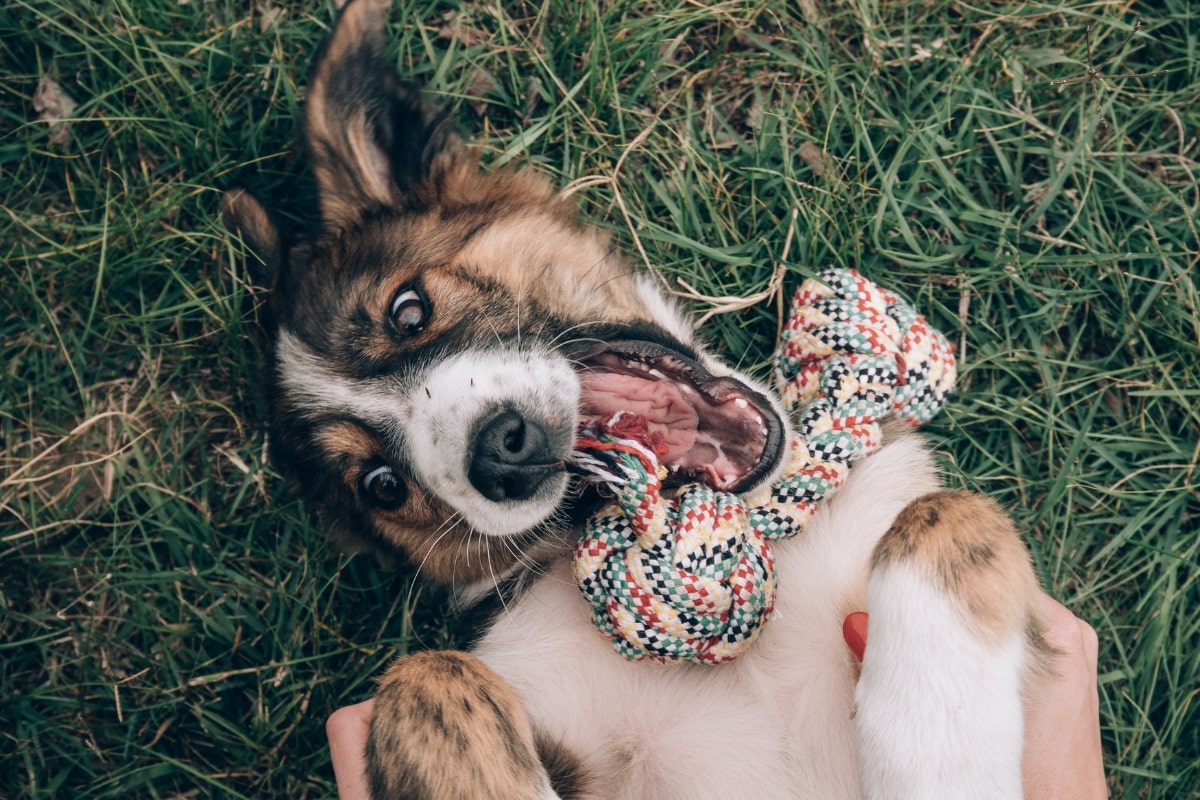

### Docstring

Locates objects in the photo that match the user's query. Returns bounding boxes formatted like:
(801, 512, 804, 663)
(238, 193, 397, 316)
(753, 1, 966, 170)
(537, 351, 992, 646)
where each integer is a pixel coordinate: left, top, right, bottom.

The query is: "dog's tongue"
(577, 365, 761, 490)
(578, 370, 698, 463)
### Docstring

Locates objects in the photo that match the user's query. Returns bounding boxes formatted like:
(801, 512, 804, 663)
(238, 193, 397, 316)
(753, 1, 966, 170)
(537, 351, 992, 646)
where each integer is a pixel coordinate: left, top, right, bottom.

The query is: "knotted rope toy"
(571, 268, 956, 665)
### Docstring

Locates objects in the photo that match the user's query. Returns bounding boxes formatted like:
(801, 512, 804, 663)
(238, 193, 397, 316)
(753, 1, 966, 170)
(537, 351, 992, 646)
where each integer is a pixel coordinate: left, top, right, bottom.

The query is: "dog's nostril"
(468, 409, 561, 503)
(502, 421, 524, 454)
(482, 410, 546, 463)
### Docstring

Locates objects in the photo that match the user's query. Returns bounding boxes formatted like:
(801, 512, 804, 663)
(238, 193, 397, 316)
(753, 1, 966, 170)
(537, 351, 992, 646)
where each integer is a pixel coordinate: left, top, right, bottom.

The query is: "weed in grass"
(1050, 20, 1171, 133)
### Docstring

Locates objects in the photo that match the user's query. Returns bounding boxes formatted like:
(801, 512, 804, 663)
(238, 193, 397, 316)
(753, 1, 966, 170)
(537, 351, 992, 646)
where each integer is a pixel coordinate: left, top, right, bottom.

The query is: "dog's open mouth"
(575, 340, 785, 493)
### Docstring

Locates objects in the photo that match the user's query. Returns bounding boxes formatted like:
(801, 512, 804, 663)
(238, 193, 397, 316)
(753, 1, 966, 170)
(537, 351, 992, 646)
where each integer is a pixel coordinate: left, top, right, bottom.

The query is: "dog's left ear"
(222, 189, 283, 287)
(305, 0, 464, 228)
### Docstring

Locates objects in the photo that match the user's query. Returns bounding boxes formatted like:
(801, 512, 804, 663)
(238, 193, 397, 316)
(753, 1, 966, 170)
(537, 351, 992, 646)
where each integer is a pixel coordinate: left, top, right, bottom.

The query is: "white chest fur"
(472, 433, 941, 799)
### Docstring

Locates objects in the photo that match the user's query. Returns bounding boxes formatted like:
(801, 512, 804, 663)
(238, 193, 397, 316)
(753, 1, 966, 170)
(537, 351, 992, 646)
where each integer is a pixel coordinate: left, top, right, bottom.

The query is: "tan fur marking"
(873, 490, 1042, 643)
(369, 651, 551, 800)
(314, 423, 378, 465)
(313, 422, 543, 584)
(422, 157, 562, 215)
(454, 212, 652, 328)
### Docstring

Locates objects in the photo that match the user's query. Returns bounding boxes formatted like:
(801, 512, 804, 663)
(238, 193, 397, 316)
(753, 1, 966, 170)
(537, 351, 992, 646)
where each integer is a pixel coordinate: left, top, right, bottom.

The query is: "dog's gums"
(576, 340, 784, 492)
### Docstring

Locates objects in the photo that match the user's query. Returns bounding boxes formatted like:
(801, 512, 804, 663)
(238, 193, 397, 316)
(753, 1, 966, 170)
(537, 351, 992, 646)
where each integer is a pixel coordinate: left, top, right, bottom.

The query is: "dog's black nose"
(468, 409, 562, 502)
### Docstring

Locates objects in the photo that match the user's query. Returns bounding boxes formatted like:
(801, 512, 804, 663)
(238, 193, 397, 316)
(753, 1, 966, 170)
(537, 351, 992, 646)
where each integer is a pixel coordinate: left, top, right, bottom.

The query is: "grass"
(1, 0, 1197, 796)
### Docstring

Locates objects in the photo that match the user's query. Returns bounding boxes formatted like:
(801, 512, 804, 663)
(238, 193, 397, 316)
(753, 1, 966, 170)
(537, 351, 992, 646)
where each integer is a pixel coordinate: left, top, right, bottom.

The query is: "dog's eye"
(389, 286, 428, 336)
(361, 463, 408, 509)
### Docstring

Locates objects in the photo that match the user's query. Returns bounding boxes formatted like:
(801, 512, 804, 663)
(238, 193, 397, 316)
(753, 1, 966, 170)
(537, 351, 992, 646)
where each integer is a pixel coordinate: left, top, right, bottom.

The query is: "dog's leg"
(367, 650, 578, 800)
(855, 490, 1051, 800)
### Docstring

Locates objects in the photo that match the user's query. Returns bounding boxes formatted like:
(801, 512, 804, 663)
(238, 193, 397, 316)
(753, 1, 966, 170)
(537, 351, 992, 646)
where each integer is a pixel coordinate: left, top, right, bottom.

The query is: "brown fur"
(368, 651, 559, 800)
(221, 189, 282, 279)
(873, 490, 1045, 648)
(535, 735, 592, 800)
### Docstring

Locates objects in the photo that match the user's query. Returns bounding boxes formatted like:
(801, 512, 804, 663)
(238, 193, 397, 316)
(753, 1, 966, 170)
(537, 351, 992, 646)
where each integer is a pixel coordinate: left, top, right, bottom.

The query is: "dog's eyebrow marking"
(276, 329, 414, 432)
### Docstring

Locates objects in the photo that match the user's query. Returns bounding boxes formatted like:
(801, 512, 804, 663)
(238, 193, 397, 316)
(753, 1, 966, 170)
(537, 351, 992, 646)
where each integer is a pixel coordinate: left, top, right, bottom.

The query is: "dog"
(224, 0, 1052, 797)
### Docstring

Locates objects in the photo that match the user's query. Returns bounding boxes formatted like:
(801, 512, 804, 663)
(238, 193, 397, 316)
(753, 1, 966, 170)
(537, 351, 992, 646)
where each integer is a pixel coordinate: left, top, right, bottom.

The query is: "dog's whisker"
(568, 247, 625, 296)
(501, 533, 550, 577)
(482, 315, 506, 349)
(452, 524, 477, 586)
(590, 266, 653, 294)
(404, 512, 466, 622)
(408, 512, 464, 593)
(545, 327, 608, 351)
(515, 291, 523, 352)
(483, 537, 515, 618)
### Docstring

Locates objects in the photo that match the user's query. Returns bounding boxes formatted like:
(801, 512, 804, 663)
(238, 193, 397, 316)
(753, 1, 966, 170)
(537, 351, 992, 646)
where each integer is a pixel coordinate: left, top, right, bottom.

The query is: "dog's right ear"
(305, 0, 463, 229)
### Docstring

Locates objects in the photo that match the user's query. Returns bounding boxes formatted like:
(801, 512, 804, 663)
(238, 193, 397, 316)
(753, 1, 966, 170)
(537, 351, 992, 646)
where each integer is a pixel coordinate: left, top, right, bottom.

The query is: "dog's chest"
(471, 434, 940, 798)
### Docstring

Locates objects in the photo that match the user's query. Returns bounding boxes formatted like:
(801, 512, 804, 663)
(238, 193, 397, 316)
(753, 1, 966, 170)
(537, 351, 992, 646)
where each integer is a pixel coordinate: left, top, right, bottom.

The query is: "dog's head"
(224, 0, 787, 586)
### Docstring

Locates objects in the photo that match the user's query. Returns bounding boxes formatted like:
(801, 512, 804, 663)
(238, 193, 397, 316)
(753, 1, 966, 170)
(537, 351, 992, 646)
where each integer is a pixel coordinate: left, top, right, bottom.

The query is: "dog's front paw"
(367, 650, 561, 800)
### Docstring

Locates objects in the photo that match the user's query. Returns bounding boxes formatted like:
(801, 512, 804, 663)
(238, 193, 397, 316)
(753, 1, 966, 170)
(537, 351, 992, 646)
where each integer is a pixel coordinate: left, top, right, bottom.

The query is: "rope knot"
(572, 268, 956, 664)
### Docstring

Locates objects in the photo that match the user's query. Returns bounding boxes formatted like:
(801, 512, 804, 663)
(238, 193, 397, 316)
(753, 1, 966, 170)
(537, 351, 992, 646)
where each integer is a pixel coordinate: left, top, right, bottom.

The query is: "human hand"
(843, 592, 1107, 800)
(327, 699, 373, 800)
(1021, 593, 1108, 800)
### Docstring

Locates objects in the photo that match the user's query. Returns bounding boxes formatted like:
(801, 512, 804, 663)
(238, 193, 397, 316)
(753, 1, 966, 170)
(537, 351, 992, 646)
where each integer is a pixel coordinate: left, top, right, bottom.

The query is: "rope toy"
(572, 268, 956, 665)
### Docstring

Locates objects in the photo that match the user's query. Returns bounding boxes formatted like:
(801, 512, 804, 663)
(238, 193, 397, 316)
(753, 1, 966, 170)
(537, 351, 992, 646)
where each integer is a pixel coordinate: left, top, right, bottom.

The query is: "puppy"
(224, 0, 1050, 797)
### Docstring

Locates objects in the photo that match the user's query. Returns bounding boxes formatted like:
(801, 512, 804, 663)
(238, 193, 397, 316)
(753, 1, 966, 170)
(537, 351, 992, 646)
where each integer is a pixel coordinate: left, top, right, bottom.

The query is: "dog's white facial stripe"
(276, 329, 413, 433)
(275, 328, 580, 538)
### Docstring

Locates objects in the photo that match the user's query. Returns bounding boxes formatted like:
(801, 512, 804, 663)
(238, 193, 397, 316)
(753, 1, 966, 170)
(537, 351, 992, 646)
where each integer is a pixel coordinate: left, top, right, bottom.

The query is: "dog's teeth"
(648, 369, 667, 379)
(734, 398, 749, 409)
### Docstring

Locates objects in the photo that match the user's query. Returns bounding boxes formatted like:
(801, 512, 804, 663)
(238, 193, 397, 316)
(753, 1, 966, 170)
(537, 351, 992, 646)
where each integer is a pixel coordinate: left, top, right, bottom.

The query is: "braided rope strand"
(572, 268, 956, 665)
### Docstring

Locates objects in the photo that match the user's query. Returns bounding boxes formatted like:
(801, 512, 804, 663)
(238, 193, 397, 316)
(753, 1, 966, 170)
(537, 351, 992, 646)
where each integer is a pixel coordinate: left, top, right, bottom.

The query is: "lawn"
(2, 0, 1197, 797)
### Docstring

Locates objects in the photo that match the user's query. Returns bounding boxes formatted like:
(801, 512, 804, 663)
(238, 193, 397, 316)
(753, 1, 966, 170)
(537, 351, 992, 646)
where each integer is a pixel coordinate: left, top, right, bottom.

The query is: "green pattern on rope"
(572, 268, 957, 665)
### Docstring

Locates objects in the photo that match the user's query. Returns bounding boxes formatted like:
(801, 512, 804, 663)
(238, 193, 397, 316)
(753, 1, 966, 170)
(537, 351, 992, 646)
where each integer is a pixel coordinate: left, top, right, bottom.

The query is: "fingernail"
(843, 611, 868, 661)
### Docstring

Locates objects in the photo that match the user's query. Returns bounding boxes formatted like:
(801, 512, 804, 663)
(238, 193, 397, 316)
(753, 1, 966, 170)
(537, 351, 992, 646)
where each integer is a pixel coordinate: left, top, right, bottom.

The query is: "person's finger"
(1038, 593, 1100, 668)
(327, 700, 374, 800)
(1038, 593, 1081, 645)
(1023, 593, 1106, 800)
